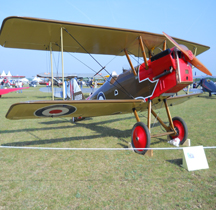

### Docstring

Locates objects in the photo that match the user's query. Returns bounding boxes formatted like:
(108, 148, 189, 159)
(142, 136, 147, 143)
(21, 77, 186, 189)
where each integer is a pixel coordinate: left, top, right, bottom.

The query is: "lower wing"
(5, 93, 201, 120)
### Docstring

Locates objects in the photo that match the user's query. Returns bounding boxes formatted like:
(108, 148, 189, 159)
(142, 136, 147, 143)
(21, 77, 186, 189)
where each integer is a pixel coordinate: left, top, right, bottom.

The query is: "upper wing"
(6, 93, 201, 120)
(37, 72, 77, 78)
(37, 72, 102, 79)
(0, 16, 209, 57)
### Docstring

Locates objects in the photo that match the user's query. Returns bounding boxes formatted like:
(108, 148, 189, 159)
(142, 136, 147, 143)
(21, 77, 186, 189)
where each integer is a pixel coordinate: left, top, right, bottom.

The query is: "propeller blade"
(163, 32, 193, 60)
(190, 57, 212, 76)
(163, 32, 212, 76)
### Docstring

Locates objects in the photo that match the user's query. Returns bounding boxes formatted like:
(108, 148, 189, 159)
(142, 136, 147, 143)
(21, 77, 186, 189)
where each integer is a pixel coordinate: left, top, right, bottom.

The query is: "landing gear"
(131, 99, 188, 155)
(131, 122, 150, 155)
(169, 117, 188, 145)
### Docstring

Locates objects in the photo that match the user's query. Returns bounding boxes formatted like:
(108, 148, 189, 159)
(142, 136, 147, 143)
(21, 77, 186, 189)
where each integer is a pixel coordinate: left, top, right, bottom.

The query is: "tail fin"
(67, 79, 85, 100)
(68, 79, 85, 122)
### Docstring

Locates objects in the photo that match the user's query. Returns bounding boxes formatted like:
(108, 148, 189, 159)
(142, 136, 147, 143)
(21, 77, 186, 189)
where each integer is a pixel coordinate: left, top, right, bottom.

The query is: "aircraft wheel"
(169, 117, 188, 145)
(131, 122, 150, 155)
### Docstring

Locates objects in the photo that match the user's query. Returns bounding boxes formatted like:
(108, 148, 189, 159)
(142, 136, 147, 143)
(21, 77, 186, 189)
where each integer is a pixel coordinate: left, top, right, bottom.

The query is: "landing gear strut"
(131, 99, 188, 154)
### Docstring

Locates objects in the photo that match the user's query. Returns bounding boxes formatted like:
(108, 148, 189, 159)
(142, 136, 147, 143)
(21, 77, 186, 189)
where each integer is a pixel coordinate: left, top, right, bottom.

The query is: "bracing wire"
(128, 50, 144, 66)
(61, 29, 136, 99)
(64, 28, 103, 69)
(54, 43, 134, 99)
(54, 43, 98, 75)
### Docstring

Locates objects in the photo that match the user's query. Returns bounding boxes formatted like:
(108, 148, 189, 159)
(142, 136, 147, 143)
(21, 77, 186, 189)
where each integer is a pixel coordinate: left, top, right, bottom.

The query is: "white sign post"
(182, 146, 209, 171)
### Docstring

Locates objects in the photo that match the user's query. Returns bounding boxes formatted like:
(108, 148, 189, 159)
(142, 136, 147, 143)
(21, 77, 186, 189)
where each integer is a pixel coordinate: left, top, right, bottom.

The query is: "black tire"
(131, 122, 150, 155)
(169, 117, 188, 145)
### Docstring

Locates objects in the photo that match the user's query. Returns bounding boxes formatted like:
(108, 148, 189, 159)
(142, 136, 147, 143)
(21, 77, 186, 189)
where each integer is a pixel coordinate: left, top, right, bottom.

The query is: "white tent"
(20, 78, 29, 84)
(1, 70, 6, 76)
(32, 76, 43, 83)
(7, 71, 12, 76)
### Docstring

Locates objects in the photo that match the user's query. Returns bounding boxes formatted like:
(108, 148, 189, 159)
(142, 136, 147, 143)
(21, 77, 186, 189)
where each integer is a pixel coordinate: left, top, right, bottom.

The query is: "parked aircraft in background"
(196, 78, 216, 96)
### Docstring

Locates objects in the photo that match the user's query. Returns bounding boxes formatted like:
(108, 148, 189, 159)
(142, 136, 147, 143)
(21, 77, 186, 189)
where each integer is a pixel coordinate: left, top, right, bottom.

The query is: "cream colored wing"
(6, 99, 145, 120)
(6, 93, 201, 120)
(0, 16, 209, 57)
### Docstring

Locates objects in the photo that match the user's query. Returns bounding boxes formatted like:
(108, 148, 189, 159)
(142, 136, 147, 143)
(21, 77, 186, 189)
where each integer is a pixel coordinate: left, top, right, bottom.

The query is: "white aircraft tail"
(67, 79, 85, 100)
(39, 79, 85, 100)
(68, 79, 85, 122)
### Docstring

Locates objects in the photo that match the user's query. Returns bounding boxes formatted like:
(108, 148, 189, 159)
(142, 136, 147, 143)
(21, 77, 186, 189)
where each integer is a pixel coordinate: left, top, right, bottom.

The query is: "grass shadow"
(150, 137, 168, 145)
(2, 135, 102, 147)
(1, 116, 132, 147)
(1, 96, 28, 99)
(198, 95, 216, 99)
(2, 115, 171, 148)
(166, 158, 182, 166)
(0, 125, 74, 134)
(36, 96, 53, 99)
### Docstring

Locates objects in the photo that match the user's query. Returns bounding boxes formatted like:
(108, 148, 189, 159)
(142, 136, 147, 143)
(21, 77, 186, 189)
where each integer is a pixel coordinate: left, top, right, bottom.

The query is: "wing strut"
(124, 49, 137, 76)
(163, 40, 166, 51)
(61, 27, 65, 100)
(50, 42, 54, 100)
(138, 36, 149, 70)
(133, 108, 140, 122)
(147, 99, 151, 130)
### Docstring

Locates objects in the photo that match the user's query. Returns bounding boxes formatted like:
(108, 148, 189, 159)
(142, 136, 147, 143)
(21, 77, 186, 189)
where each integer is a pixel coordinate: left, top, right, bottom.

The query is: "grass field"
(0, 86, 216, 209)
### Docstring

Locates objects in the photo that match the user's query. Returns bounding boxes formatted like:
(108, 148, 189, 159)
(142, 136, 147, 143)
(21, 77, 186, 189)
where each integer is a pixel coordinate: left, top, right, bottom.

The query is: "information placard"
(182, 146, 209, 171)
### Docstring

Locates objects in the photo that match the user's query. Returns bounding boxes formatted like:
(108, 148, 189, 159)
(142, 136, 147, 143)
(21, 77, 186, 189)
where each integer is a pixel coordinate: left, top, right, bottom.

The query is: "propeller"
(163, 32, 212, 76)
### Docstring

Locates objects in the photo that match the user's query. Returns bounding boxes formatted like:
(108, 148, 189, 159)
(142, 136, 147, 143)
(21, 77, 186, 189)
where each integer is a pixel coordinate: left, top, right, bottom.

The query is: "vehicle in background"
(29, 81, 37, 87)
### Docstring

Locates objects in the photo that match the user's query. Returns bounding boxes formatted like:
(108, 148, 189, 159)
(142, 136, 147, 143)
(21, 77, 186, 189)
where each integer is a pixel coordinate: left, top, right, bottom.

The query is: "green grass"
(0, 86, 216, 209)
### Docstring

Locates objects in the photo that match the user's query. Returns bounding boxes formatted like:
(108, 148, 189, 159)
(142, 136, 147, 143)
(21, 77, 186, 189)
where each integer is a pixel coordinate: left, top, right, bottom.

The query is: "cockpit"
(107, 71, 118, 85)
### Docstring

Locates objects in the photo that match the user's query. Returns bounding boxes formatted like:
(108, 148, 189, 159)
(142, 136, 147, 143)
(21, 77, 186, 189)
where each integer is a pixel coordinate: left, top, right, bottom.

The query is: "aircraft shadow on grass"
(150, 138, 168, 146)
(2, 116, 167, 147)
(35, 96, 53, 99)
(197, 95, 216, 100)
(1, 96, 27, 99)
(166, 159, 183, 166)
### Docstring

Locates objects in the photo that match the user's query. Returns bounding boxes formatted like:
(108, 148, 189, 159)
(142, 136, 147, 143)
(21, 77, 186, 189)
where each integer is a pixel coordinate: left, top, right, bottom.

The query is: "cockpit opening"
(107, 71, 118, 85)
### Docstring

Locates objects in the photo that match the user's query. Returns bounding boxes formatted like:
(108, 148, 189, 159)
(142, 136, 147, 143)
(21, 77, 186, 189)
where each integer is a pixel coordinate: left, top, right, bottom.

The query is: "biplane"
(0, 77, 29, 97)
(0, 74, 26, 87)
(0, 16, 212, 154)
(184, 78, 216, 96)
(0, 77, 14, 87)
(196, 78, 216, 96)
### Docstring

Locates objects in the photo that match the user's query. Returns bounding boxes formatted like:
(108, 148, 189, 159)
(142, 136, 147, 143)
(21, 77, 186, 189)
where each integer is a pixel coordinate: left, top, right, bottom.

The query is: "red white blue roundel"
(34, 104, 76, 117)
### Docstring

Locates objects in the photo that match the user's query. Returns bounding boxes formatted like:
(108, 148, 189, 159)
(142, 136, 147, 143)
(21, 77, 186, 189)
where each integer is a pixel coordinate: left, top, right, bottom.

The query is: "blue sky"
(0, 0, 215, 78)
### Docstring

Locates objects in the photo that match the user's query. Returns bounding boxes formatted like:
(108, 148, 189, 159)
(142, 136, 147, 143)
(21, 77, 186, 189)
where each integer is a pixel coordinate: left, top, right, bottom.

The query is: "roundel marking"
(97, 92, 106, 100)
(34, 104, 77, 117)
(49, 109, 62, 114)
(114, 89, 118, 96)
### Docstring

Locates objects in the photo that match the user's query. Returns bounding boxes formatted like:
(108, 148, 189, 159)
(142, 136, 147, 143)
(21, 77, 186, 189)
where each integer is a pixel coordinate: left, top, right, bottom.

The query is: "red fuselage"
(90, 47, 193, 101)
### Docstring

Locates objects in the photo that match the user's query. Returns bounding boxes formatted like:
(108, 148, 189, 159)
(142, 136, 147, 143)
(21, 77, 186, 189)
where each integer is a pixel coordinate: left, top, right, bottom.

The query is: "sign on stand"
(182, 146, 209, 171)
